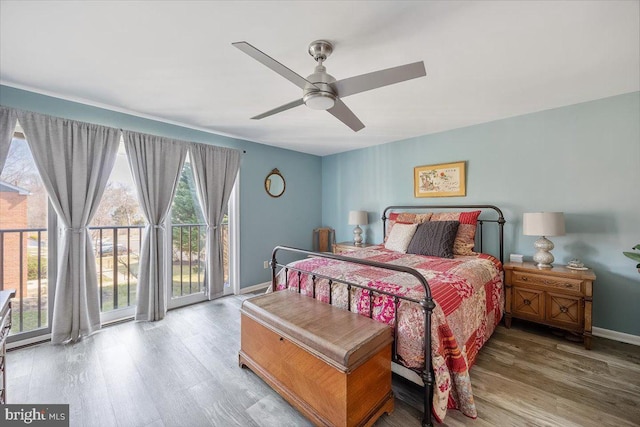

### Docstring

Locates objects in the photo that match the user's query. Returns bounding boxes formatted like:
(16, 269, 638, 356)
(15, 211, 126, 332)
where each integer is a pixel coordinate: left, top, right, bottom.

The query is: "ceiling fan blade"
(232, 41, 313, 90)
(331, 61, 426, 98)
(251, 98, 304, 120)
(327, 99, 365, 132)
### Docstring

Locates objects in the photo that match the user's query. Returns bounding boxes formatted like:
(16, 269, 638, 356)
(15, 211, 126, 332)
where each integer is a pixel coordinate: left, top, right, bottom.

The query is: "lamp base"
(353, 225, 363, 246)
(533, 236, 555, 268)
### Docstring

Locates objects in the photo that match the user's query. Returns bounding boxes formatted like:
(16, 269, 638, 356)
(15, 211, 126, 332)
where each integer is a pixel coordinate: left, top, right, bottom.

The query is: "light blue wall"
(0, 85, 322, 288)
(322, 92, 640, 336)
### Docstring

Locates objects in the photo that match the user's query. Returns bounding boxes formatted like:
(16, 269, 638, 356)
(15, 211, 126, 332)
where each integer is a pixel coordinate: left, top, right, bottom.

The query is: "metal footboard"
(271, 245, 436, 427)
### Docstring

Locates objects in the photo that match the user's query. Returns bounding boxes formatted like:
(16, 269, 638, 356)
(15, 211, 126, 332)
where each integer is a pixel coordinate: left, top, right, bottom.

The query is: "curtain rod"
(6, 107, 248, 154)
(16, 129, 247, 154)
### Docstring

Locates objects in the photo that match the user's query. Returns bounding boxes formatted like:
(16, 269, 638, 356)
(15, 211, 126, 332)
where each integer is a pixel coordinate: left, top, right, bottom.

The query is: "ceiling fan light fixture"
(303, 91, 336, 110)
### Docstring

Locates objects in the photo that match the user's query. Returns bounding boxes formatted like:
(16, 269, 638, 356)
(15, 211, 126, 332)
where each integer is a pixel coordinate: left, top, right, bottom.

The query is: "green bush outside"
(27, 256, 47, 280)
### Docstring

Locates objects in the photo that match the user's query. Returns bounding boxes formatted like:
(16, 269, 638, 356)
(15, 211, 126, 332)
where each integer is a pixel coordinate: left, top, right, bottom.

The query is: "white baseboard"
(592, 327, 640, 346)
(240, 281, 270, 294)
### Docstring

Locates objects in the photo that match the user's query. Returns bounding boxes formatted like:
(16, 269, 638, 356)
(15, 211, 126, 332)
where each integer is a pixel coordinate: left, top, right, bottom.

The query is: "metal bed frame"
(271, 205, 505, 427)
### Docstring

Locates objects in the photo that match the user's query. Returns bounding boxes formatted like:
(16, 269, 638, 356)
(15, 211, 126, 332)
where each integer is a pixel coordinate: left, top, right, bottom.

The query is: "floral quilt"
(272, 245, 504, 421)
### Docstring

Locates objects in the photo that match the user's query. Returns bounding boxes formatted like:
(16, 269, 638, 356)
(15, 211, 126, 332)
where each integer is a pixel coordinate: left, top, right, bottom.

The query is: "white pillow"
(384, 223, 419, 253)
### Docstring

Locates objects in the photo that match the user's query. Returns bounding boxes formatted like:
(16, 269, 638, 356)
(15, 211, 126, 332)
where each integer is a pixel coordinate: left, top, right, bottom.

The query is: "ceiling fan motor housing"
(303, 64, 337, 110)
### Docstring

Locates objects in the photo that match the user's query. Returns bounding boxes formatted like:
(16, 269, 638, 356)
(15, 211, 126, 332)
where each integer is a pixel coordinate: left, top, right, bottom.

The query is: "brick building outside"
(0, 181, 29, 297)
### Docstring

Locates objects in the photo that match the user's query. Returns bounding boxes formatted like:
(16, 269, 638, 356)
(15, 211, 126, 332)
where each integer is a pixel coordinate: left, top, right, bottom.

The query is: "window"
(0, 126, 49, 336)
(170, 154, 207, 301)
(90, 140, 144, 318)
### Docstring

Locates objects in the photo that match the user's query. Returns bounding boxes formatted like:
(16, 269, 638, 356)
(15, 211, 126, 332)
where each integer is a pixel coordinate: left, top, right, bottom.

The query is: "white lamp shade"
(523, 212, 566, 236)
(348, 210, 368, 225)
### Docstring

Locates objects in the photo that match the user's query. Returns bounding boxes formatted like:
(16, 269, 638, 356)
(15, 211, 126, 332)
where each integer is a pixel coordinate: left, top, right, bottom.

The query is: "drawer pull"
(521, 277, 528, 281)
(564, 283, 573, 288)
(523, 299, 531, 305)
(560, 306, 568, 313)
(279, 337, 284, 342)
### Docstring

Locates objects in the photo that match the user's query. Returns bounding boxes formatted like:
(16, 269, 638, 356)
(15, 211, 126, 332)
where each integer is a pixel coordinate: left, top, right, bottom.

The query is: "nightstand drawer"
(512, 272, 582, 293)
(546, 292, 583, 330)
(512, 287, 545, 322)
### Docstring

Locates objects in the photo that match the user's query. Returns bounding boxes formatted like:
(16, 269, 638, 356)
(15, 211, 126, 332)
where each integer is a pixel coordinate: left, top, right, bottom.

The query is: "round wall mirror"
(265, 168, 285, 198)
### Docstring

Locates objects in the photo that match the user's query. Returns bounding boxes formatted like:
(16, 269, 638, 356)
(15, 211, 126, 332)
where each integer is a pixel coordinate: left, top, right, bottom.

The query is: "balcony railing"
(0, 227, 48, 334)
(0, 222, 228, 336)
(93, 225, 144, 312)
(171, 223, 230, 298)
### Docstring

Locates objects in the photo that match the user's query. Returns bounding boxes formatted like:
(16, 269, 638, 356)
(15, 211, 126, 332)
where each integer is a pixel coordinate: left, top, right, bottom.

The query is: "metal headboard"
(382, 205, 506, 264)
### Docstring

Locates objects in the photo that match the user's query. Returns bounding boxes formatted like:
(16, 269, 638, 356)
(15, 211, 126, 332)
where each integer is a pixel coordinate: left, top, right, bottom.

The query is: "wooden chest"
(239, 291, 394, 427)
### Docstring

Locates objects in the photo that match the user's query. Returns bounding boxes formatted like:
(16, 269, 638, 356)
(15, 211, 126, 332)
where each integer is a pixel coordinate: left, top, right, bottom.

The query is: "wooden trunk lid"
(241, 291, 393, 372)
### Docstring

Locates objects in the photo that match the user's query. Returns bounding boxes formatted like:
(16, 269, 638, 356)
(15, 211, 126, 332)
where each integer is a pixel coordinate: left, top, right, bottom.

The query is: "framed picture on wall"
(414, 161, 466, 198)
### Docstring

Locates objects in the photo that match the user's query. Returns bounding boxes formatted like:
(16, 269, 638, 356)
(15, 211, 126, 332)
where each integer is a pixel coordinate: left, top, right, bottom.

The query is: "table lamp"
(348, 210, 368, 246)
(523, 212, 565, 268)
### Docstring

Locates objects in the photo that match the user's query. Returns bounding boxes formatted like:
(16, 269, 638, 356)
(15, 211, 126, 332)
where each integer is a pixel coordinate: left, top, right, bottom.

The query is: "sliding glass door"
(2, 125, 238, 344)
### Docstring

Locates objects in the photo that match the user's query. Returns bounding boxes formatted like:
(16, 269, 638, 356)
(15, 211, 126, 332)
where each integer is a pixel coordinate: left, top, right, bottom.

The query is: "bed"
(269, 205, 505, 426)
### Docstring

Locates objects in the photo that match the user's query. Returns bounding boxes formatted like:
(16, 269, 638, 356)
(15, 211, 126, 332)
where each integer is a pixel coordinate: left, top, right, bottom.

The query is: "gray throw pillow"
(406, 221, 460, 258)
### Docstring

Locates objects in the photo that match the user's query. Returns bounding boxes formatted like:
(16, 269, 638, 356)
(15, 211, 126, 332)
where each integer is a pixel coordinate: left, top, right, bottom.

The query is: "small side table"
(0, 289, 16, 404)
(504, 262, 596, 349)
(332, 241, 376, 255)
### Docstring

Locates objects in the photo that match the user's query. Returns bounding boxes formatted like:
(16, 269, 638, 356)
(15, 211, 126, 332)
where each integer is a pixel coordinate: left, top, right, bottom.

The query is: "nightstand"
(332, 241, 376, 254)
(504, 262, 596, 349)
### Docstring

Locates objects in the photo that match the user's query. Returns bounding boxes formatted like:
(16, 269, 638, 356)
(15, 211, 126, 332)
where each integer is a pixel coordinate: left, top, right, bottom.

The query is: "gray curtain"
(0, 106, 18, 171)
(17, 111, 120, 343)
(188, 144, 241, 299)
(124, 131, 187, 321)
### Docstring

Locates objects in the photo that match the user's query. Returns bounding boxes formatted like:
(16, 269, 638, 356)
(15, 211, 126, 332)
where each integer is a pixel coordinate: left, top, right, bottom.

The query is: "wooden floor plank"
(187, 379, 261, 426)
(246, 393, 313, 427)
(98, 342, 162, 427)
(5, 296, 640, 427)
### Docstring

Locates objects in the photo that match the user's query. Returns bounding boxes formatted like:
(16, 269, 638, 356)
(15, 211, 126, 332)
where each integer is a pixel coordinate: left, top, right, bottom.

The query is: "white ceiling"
(1, 1, 638, 156)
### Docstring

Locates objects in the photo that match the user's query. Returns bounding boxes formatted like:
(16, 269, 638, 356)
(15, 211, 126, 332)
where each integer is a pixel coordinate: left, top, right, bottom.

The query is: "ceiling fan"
(232, 40, 426, 132)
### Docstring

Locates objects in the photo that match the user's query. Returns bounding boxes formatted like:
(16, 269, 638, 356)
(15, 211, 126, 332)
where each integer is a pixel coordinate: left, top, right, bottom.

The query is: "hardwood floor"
(7, 294, 640, 427)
